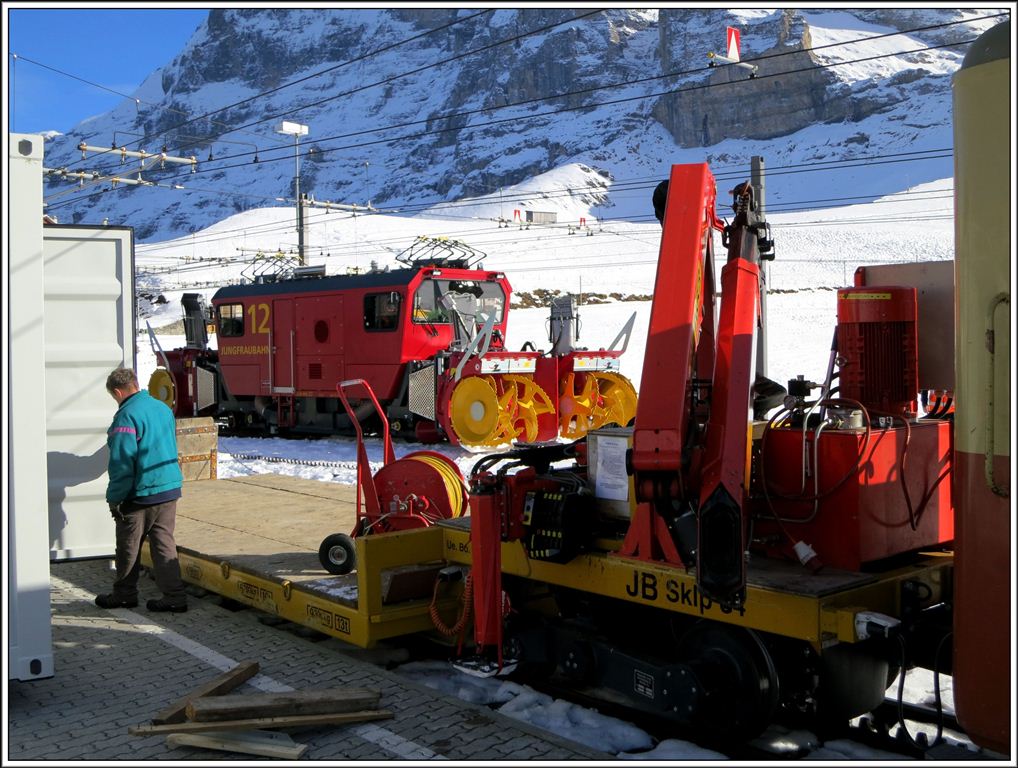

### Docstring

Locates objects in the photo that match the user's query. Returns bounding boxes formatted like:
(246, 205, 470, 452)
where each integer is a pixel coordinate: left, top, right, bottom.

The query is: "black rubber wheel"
(318, 533, 356, 575)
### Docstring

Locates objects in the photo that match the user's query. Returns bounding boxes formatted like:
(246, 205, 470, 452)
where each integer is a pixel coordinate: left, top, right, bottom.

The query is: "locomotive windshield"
(412, 278, 505, 325)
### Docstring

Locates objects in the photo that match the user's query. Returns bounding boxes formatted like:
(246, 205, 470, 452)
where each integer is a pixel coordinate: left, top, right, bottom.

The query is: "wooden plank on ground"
(151, 661, 261, 725)
(166, 730, 308, 760)
(129, 709, 393, 736)
(186, 688, 381, 722)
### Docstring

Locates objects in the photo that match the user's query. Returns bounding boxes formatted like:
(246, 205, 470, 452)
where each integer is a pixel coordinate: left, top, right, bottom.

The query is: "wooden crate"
(176, 417, 218, 481)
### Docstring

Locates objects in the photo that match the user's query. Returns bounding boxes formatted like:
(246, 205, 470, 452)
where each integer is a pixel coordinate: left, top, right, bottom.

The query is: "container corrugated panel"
(43, 224, 135, 560)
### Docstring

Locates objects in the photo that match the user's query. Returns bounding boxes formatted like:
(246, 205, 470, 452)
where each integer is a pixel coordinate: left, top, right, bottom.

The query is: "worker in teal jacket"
(95, 367, 188, 613)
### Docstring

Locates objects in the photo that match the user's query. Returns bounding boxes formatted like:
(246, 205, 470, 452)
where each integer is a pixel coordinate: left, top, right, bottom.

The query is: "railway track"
(493, 667, 962, 760)
(227, 452, 360, 470)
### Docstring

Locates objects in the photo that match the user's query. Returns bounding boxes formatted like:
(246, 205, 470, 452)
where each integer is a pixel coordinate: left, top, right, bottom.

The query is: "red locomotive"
(149, 238, 637, 447)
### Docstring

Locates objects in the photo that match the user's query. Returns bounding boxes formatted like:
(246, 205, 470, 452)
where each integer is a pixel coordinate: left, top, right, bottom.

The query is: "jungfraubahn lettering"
(219, 345, 269, 356)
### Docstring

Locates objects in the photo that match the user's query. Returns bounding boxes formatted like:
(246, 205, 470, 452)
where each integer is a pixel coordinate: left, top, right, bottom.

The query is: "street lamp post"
(276, 121, 309, 265)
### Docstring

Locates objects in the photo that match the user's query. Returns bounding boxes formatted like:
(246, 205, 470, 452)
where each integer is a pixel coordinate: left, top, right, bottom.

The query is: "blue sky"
(7, 7, 210, 134)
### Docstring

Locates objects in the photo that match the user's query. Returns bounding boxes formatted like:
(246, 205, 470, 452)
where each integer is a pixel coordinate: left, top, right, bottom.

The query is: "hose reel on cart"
(318, 379, 468, 575)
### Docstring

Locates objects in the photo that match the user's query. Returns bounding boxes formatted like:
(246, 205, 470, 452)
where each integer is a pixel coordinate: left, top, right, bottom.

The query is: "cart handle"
(337, 379, 395, 466)
(335, 379, 393, 530)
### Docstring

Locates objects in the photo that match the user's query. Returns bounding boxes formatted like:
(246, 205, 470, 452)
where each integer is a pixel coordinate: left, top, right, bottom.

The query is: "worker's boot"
(95, 593, 138, 609)
(147, 597, 187, 613)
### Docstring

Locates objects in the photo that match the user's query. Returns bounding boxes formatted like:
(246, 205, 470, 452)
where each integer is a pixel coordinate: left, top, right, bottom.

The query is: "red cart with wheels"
(318, 379, 468, 574)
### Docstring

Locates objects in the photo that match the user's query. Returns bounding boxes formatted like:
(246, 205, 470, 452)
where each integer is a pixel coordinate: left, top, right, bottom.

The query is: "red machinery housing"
(149, 242, 637, 447)
(753, 282, 950, 573)
(837, 285, 919, 418)
(754, 420, 953, 572)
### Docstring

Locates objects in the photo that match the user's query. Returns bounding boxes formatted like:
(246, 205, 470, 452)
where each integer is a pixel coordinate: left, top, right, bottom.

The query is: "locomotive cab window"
(364, 292, 401, 331)
(218, 303, 245, 337)
(413, 278, 505, 325)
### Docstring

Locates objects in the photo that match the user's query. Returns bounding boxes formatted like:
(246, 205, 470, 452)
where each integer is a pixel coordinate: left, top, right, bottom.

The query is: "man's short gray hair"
(106, 367, 139, 393)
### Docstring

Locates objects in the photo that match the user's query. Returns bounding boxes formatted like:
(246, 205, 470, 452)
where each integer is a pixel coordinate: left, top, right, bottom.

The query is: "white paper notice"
(594, 435, 630, 502)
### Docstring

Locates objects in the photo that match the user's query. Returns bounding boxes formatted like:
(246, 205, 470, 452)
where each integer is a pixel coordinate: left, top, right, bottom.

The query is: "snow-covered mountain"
(38, 8, 1006, 242)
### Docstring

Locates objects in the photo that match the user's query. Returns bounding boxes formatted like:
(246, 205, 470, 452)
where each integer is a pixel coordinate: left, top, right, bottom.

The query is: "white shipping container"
(6, 133, 136, 681)
(7, 133, 54, 680)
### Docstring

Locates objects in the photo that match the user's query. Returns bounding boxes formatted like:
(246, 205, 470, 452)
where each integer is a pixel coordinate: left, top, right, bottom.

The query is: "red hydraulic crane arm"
(631, 164, 724, 476)
(619, 167, 772, 611)
(620, 164, 724, 565)
(696, 182, 767, 608)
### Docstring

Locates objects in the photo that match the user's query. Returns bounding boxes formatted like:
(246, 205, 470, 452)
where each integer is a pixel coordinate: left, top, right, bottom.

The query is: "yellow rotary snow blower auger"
(558, 370, 639, 440)
(436, 296, 638, 448)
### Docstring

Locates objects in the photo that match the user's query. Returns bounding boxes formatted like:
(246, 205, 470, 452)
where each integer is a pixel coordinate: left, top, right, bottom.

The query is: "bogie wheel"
(318, 533, 356, 575)
(674, 621, 779, 740)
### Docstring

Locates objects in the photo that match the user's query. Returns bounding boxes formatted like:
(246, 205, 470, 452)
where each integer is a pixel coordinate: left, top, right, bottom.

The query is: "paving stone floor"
(7, 558, 610, 762)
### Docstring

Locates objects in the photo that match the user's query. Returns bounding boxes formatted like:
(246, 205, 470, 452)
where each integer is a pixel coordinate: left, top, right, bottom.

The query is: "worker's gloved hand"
(109, 502, 124, 522)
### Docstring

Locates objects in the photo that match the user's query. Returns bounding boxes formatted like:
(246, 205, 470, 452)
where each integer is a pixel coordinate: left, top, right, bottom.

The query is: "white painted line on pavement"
(51, 575, 446, 760)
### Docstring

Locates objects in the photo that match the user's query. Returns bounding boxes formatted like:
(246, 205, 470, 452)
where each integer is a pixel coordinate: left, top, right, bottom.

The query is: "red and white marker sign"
(726, 27, 741, 62)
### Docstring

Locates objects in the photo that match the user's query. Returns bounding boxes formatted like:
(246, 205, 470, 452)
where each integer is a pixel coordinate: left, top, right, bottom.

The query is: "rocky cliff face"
(39, 7, 993, 240)
(654, 9, 832, 145)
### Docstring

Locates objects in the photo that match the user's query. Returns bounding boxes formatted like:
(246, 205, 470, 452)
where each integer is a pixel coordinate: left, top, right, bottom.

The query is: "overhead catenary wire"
(50, 8, 589, 174)
(37, 27, 977, 217)
(41, 15, 976, 216)
(46, 144, 953, 238)
(34, 10, 1007, 180)
(54, 11, 1001, 180)
(43, 13, 618, 214)
(26, 9, 493, 171)
(103, 18, 995, 185)
(123, 187, 954, 269)
(105, 155, 952, 260)
(38, 20, 975, 251)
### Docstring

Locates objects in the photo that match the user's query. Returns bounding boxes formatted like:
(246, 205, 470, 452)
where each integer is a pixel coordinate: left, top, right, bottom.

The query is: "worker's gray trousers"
(111, 500, 186, 603)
